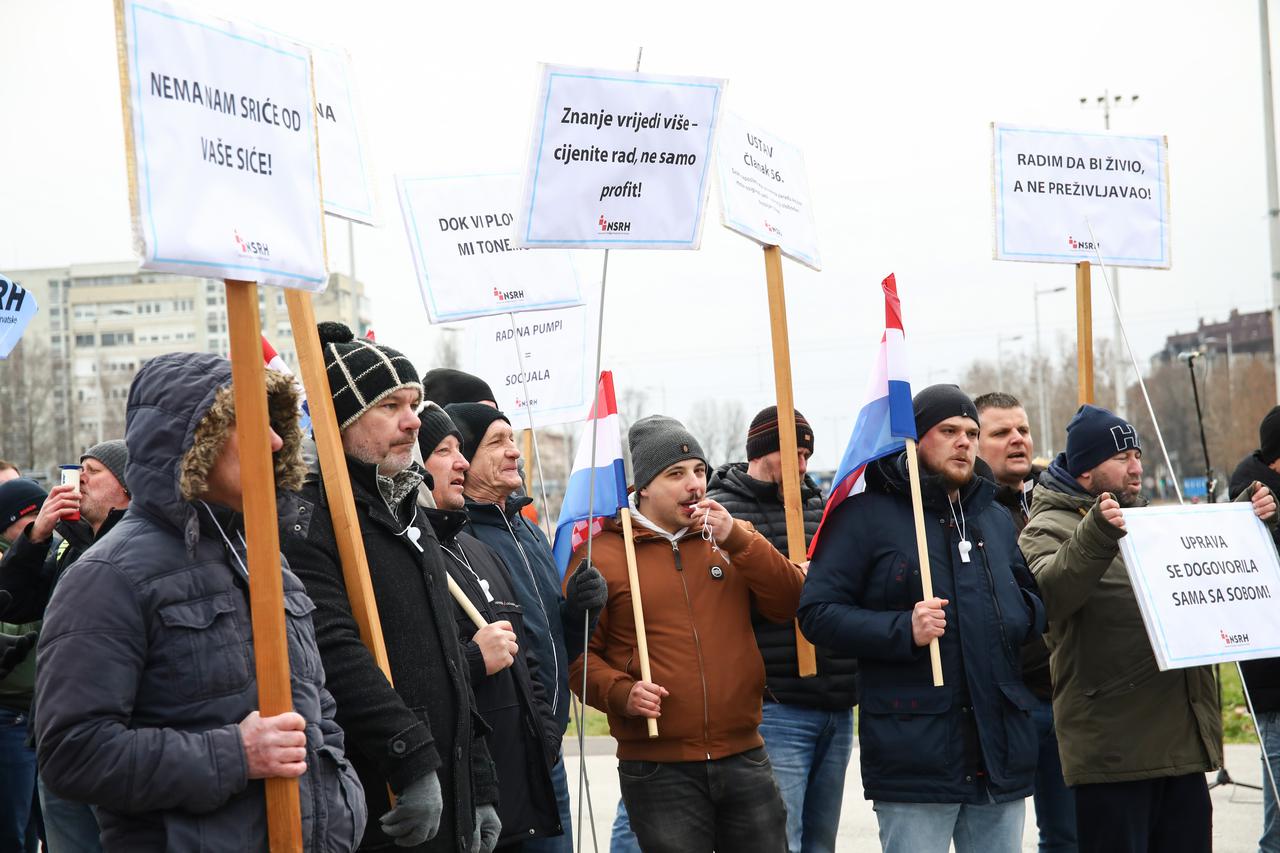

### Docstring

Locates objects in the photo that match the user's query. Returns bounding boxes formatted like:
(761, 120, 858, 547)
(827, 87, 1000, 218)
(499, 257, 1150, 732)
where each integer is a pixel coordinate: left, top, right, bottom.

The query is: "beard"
(1087, 470, 1143, 506)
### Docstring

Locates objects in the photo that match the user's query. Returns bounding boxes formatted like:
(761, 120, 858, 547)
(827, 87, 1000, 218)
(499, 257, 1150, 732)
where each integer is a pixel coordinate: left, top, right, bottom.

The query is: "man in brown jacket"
(568, 415, 805, 852)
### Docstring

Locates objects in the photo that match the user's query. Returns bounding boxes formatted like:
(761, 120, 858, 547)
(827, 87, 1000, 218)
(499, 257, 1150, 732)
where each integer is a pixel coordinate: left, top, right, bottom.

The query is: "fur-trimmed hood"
(125, 352, 306, 545)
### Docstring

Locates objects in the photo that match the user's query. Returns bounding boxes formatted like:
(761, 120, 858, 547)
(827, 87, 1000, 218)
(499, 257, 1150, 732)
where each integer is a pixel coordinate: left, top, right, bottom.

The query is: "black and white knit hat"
(318, 322, 423, 429)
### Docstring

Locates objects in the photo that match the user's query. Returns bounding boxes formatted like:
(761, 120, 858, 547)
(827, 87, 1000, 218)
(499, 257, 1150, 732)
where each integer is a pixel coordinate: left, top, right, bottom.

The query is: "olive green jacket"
(1018, 485, 1222, 786)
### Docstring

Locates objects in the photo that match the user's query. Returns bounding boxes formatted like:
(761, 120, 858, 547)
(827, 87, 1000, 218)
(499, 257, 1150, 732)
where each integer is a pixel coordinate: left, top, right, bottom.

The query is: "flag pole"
(618, 507, 658, 739)
(1076, 261, 1094, 406)
(903, 437, 944, 687)
(762, 245, 819, 677)
(447, 572, 488, 630)
(226, 280, 304, 851)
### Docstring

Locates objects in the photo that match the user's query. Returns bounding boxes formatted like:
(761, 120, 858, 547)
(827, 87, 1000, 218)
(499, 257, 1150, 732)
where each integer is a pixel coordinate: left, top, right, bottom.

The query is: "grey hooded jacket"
(34, 352, 367, 852)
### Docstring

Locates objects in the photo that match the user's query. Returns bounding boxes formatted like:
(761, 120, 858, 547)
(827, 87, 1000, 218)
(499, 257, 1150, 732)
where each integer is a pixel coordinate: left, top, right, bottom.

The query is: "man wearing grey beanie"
(568, 414, 805, 852)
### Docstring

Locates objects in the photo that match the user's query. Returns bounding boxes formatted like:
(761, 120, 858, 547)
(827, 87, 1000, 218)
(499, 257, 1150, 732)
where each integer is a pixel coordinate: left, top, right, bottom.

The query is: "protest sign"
(992, 123, 1170, 268)
(513, 64, 725, 249)
(398, 174, 583, 323)
(1118, 502, 1280, 669)
(716, 113, 821, 270)
(116, 0, 327, 290)
(456, 301, 598, 429)
(0, 275, 38, 359)
(313, 44, 377, 224)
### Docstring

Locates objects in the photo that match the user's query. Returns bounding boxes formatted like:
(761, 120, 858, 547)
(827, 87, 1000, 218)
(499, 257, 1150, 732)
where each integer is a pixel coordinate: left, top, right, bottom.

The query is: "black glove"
(470, 803, 501, 853)
(565, 561, 607, 619)
(380, 770, 443, 848)
(0, 631, 38, 681)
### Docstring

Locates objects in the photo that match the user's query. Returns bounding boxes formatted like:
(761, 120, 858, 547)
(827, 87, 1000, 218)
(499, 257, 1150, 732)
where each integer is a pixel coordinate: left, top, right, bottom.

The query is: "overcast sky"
(2, 0, 1278, 466)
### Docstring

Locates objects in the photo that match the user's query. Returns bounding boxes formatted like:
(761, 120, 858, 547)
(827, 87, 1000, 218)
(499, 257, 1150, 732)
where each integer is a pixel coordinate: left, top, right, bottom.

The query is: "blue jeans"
(38, 775, 102, 853)
(609, 799, 640, 853)
(524, 754, 572, 853)
(1031, 698, 1077, 852)
(1260, 710, 1280, 853)
(0, 709, 37, 853)
(758, 702, 853, 853)
(873, 798, 1025, 853)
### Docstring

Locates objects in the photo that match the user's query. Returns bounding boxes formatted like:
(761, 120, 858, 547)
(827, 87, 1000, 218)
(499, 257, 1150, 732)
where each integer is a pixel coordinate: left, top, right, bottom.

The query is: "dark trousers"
(1074, 772, 1211, 853)
(618, 746, 787, 853)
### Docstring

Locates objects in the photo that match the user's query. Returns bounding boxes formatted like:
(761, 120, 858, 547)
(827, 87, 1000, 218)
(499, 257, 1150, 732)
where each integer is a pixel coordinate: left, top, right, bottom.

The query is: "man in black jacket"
(974, 392, 1074, 853)
(420, 404, 561, 850)
(705, 406, 856, 853)
(1229, 404, 1280, 853)
(799, 385, 1044, 853)
(282, 323, 500, 853)
(445, 402, 607, 853)
(1, 439, 132, 852)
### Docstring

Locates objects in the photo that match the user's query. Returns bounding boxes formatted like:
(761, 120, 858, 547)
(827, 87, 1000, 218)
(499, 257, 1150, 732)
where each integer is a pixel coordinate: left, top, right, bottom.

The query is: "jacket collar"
(423, 505, 468, 545)
(465, 493, 532, 525)
(869, 449, 996, 513)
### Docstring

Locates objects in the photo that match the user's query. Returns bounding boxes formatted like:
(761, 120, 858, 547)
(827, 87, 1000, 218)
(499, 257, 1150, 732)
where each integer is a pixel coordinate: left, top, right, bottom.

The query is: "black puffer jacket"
(1229, 452, 1280, 713)
(706, 463, 857, 709)
(991, 466, 1052, 701)
(283, 460, 498, 853)
(426, 507, 562, 847)
(34, 352, 366, 852)
(0, 508, 127, 623)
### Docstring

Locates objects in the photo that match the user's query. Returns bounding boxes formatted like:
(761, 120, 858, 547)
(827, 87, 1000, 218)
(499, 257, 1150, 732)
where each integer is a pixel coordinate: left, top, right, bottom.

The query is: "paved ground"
(562, 737, 1271, 851)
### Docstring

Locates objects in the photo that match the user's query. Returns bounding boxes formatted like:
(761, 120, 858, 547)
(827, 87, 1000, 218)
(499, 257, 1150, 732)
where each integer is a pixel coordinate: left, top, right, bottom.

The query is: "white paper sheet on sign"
(312, 44, 377, 224)
(0, 276, 38, 359)
(454, 296, 599, 430)
(715, 112, 821, 271)
(1118, 503, 1280, 670)
(117, 0, 327, 290)
(992, 123, 1170, 268)
(513, 63, 725, 250)
(398, 173, 583, 324)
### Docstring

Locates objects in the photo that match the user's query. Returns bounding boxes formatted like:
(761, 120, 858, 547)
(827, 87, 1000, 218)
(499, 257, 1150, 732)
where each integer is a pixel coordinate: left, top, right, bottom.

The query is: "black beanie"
(318, 322, 423, 429)
(1261, 406, 1280, 464)
(913, 384, 980, 437)
(445, 403, 511, 463)
(746, 406, 815, 461)
(0, 478, 46, 531)
(423, 368, 496, 407)
(1065, 404, 1141, 476)
(417, 402, 464, 458)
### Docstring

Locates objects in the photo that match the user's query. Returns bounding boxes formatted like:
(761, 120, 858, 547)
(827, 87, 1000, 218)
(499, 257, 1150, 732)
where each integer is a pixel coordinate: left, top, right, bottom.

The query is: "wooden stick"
(762, 245, 819, 678)
(284, 291, 394, 682)
(446, 572, 488, 630)
(225, 280, 303, 851)
(522, 428, 535, 496)
(1076, 261, 1094, 406)
(619, 507, 658, 738)
(903, 437, 944, 688)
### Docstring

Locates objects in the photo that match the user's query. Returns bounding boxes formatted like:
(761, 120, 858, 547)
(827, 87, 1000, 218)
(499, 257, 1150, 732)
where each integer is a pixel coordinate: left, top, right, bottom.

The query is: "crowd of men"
(1, 320, 1280, 853)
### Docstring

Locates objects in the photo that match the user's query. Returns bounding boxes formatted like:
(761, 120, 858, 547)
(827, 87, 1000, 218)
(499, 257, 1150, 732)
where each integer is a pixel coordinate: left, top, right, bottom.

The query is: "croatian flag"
(262, 336, 312, 435)
(808, 274, 917, 557)
(552, 371, 629, 578)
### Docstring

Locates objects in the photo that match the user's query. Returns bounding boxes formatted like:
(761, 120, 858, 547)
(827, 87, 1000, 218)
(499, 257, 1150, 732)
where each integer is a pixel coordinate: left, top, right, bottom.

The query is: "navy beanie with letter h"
(1064, 404, 1141, 476)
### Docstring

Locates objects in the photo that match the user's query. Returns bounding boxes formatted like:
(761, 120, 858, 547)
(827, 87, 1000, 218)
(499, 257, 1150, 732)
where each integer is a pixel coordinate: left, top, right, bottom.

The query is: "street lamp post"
(1081, 90, 1140, 419)
(1034, 285, 1068, 456)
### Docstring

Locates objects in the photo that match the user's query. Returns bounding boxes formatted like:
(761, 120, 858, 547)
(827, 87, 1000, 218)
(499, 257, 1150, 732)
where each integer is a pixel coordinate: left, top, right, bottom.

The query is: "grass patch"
(565, 703, 611, 737)
(1221, 663, 1260, 744)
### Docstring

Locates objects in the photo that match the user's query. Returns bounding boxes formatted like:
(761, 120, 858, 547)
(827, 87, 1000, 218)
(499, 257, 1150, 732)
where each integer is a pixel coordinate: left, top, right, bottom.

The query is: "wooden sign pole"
(284, 291, 394, 679)
(903, 438, 945, 687)
(619, 507, 658, 738)
(225, 280, 303, 852)
(1076, 261, 1094, 405)
(762, 245, 819, 678)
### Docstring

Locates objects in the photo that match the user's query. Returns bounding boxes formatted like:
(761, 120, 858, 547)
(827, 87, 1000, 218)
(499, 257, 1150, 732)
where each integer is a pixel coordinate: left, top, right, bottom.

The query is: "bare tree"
(686, 399, 747, 468)
(0, 338, 60, 477)
(433, 326, 462, 370)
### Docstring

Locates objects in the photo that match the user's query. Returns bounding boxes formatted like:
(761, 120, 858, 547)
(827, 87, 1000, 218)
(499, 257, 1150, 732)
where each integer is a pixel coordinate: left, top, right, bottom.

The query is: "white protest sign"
(117, 0, 327, 290)
(715, 112, 821, 270)
(456, 301, 598, 429)
(1118, 502, 1280, 669)
(514, 64, 725, 249)
(398, 174, 583, 323)
(992, 123, 1170, 268)
(0, 276, 38, 359)
(313, 45, 377, 224)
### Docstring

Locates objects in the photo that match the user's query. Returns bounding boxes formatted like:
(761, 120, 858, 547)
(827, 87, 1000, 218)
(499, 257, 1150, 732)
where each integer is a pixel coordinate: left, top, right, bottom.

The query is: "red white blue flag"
(552, 371, 629, 578)
(808, 274, 916, 557)
(262, 336, 312, 435)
